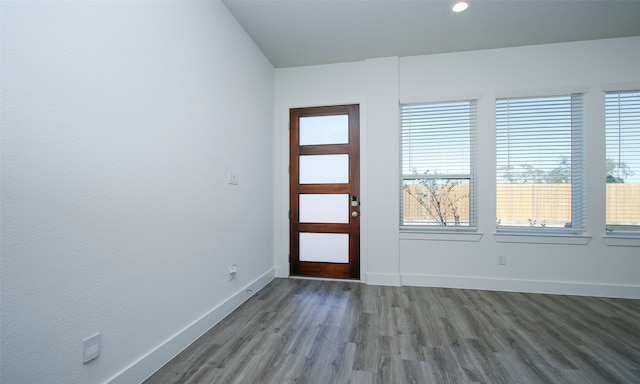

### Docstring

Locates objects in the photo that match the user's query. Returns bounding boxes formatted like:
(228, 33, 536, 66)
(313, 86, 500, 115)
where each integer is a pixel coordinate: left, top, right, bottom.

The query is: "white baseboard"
(274, 266, 289, 278)
(107, 268, 275, 384)
(401, 273, 640, 299)
(366, 272, 401, 287)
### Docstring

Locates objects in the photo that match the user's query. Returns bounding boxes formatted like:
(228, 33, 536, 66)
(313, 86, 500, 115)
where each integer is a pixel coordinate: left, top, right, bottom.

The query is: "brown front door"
(289, 104, 360, 279)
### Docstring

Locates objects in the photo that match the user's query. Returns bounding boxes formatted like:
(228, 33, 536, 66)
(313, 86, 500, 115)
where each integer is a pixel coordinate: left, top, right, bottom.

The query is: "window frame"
(400, 99, 478, 231)
(604, 88, 640, 237)
(495, 91, 586, 235)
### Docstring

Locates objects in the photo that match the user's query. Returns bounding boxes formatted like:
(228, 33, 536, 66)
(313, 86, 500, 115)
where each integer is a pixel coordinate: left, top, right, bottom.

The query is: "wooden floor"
(144, 278, 640, 384)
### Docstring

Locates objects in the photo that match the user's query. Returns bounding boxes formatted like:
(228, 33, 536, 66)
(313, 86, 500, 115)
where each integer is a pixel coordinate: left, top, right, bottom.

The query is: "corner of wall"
(365, 272, 402, 287)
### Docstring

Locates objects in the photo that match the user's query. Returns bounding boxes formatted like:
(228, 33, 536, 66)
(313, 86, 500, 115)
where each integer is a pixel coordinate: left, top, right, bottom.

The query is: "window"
(496, 93, 585, 232)
(401, 100, 477, 228)
(606, 90, 640, 233)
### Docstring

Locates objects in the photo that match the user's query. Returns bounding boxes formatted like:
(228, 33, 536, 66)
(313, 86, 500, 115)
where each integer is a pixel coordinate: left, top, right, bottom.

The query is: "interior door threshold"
(289, 275, 361, 283)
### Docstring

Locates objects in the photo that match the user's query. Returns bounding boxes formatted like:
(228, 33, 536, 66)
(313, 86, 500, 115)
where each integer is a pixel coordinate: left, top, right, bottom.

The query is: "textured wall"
(1, 1, 274, 383)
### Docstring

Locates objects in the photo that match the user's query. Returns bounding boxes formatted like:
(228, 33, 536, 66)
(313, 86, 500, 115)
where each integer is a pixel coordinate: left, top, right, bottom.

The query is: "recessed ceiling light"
(451, 0, 471, 13)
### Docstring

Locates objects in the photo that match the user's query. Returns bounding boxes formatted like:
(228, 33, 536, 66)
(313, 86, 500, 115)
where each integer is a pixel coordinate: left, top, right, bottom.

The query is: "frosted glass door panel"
(299, 154, 349, 184)
(299, 115, 349, 145)
(300, 194, 349, 223)
(299, 233, 349, 263)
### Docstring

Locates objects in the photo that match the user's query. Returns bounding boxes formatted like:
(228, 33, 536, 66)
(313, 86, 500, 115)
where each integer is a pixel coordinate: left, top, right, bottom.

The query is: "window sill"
(494, 232, 591, 245)
(400, 230, 483, 242)
(604, 235, 640, 247)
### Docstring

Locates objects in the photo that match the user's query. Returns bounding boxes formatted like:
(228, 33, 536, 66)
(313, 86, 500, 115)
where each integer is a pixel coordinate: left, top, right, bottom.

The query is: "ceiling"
(221, 0, 640, 68)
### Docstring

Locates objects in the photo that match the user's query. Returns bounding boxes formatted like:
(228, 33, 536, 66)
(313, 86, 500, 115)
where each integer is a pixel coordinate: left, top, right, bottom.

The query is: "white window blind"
(496, 93, 585, 231)
(401, 100, 477, 228)
(606, 90, 640, 233)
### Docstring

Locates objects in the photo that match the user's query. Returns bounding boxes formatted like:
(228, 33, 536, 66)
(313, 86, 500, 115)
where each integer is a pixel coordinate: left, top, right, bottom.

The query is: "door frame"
(288, 104, 361, 280)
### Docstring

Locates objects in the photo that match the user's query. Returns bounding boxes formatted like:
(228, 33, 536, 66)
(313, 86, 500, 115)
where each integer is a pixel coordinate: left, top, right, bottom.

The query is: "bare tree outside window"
(403, 171, 469, 226)
(606, 159, 634, 184)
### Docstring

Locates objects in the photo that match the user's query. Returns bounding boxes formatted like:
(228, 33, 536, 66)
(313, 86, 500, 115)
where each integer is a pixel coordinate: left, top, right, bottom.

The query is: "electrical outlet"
(498, 255, 506, 265)
(82, 333, 101, 364)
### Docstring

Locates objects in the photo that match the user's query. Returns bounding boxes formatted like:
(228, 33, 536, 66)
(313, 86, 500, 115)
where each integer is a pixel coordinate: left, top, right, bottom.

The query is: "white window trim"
(495, 91, 586, 235)
(604, 88, 640, 236)
(401, 231, 483, 242)
(400, 99, 477, 230)
(604, 234, 640, 247)
(494, 232, 591, 245)
(495, 85, 588, 99)
(601, 82, 640, 92)
(400, 92, 483, 105)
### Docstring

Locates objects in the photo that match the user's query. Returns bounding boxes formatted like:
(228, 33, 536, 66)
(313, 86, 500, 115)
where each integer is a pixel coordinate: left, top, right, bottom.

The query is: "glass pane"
(299, 233, 349, 263)
(300, 194, 349, 223)
(299, 154, 349, 184)
(401, 101, 473, 175)
(299, 115, 349, 145)
(496, 184, 571, 228)
(402, 178, 470, 226)
(605, 91, 640, 230)
(495, 94, 583, 229)
(606, 184, 640, 226)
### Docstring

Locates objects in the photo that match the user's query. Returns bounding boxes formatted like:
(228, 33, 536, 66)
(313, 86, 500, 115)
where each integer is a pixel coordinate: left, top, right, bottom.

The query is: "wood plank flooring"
(144, 278, 640, 384)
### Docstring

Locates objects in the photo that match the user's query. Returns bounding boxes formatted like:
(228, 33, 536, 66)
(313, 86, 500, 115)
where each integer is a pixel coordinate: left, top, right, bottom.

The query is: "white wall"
(274, 37, 640, 298)
(273, 61, 366, 278)
(1, 2, 274, 383)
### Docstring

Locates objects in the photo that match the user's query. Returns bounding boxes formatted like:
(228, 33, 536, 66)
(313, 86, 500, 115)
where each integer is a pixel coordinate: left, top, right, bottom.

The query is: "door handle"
(352, 211, 359, 218)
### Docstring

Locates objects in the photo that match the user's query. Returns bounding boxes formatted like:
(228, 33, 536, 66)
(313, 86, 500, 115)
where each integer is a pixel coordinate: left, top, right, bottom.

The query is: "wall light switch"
(82, 333, 101, 364)
(228, 171, 239, 185)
